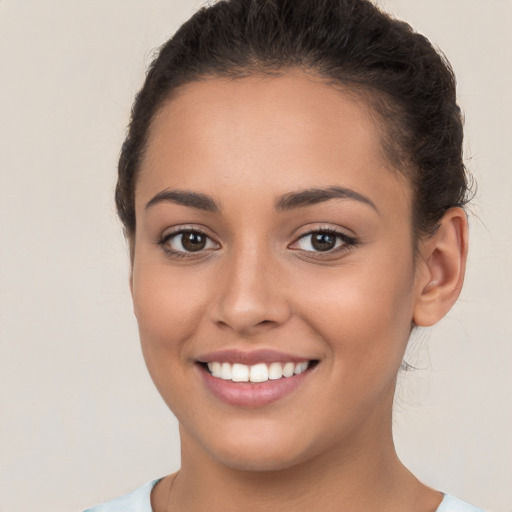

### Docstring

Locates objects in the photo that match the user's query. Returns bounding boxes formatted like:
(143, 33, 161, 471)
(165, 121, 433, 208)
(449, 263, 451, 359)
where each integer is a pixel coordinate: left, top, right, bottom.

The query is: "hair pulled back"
(116, 0, 469, 239)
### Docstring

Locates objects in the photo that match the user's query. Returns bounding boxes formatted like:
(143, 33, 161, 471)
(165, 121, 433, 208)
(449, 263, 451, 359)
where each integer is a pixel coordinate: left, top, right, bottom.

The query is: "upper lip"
(196, 349, 314, 366)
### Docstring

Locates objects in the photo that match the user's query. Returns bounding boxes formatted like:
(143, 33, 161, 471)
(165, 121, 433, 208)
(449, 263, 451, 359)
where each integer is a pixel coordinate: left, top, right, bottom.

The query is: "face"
(131, 72, 423, 471)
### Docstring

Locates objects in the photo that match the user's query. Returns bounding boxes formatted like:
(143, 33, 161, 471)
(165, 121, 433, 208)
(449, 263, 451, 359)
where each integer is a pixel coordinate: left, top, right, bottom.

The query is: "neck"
(166, 413, 438, 512)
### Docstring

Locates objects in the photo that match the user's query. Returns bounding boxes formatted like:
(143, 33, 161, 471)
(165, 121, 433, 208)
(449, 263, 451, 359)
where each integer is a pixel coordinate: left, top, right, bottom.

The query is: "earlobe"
(413, 208, 468, 327)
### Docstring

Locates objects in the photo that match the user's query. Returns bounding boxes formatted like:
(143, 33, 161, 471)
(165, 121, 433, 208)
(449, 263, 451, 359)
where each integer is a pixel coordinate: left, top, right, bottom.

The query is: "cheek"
(131, 258, 210, 380)
(294, 257, 416, 375)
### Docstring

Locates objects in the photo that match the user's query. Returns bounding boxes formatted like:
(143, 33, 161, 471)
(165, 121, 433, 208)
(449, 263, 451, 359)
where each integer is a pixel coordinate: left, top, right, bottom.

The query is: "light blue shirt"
(83, 478, 486, 512)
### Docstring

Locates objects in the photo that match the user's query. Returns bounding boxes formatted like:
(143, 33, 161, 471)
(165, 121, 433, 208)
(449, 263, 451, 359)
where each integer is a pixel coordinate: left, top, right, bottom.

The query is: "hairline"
(127, 66, 421, 260)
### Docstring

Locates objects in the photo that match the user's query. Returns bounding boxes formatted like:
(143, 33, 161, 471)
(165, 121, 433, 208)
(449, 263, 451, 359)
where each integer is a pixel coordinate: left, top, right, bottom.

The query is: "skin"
(130, 71, 468, 512)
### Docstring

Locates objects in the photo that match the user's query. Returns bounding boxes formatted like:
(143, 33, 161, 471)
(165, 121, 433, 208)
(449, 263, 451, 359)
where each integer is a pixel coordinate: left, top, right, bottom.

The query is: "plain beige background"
(0, 1, 510, 511)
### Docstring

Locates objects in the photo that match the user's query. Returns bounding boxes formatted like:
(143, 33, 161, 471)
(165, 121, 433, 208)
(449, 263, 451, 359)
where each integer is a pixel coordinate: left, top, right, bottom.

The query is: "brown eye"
(181, 232, 207, 252)
(310, 232, 337, 251)
(291, 229, 358, 255)
(163, 230, 218, 254)
(295, 231, 342, 252)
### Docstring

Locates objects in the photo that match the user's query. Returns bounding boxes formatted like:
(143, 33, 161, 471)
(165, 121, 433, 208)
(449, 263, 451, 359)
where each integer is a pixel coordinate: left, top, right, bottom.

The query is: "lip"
(198, 364, 313, 407)
(197, 348, 312, 366)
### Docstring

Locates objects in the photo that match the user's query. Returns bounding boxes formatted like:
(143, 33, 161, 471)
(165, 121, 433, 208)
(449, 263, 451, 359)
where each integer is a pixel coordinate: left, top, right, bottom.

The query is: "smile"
(197, 354, 318, 407)
(206, 361, 310, 383)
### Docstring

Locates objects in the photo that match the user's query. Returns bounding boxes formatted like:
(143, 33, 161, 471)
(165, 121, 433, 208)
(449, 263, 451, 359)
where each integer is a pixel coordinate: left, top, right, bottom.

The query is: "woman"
(85, 0, 483, 510)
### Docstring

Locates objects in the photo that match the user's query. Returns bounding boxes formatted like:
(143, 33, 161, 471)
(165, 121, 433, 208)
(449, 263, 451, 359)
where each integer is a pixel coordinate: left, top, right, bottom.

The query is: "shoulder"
(82, 478, 161, 512)
(437, 494, 486, 512)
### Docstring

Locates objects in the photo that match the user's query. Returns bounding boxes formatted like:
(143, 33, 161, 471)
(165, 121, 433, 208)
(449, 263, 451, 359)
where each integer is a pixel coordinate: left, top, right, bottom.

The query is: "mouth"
(195, 351, 319, 407)
(199, 360, 318, 383)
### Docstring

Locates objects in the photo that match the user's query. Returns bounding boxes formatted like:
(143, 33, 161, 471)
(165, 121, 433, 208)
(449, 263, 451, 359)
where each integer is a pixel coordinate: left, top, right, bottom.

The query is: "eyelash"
(290, 228, 358, 256)
(158, 227, 358, 258)
(158, 228, 218, 258)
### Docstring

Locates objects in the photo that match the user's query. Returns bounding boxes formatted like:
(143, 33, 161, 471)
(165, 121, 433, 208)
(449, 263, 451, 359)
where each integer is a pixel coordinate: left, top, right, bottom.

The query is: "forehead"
(137, 71, 411, 217)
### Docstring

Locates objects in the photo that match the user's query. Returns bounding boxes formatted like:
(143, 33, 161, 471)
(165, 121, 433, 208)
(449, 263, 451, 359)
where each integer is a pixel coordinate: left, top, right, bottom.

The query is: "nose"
(209, 246, 291, 336)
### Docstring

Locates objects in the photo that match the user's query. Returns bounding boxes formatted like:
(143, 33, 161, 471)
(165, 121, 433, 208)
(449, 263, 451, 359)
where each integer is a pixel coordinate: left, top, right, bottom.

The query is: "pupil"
(182, 232, 206, 252)
(312, 233, 335, 251)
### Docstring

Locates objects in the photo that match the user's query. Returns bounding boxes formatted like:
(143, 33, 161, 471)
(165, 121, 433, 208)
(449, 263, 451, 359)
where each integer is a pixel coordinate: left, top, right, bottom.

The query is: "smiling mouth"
(199, 360, 318, 383)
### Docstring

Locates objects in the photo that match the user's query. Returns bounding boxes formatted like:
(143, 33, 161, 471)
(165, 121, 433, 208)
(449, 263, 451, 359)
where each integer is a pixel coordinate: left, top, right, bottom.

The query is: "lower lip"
(198, 364, 313, 408)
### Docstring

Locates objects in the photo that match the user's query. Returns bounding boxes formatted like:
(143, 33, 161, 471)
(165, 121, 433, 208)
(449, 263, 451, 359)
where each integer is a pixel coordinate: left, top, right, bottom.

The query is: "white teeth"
(294, 362, 309, 375)
(231, 363, 249, 382)
(268, 362, 283, 380)
(249, 363, 268, 383)
(282, 362, 295, 378)
(206, 361, 311, 382)
(220, 362, 232, 380)
(208, 362, 222, 378)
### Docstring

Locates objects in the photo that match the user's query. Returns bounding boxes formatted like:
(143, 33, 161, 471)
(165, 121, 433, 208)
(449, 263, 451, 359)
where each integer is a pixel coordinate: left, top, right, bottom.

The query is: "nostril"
(209, 287, 291, 333)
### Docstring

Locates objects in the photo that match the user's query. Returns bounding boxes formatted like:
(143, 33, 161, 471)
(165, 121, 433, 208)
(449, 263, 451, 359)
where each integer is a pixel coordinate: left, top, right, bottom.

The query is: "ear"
(413, 207, 469, 327)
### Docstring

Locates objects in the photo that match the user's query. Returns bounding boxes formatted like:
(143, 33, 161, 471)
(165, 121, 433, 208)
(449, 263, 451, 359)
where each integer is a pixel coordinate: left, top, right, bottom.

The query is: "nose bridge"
(210, 238, 289, 333)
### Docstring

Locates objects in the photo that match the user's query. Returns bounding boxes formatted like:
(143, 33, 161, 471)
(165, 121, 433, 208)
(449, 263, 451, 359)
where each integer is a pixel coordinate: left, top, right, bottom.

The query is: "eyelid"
(289, 226, 358, 254)
(159, 223, 219, 242)
(156, 224, 357, 258)
(158, 225, 221, 256)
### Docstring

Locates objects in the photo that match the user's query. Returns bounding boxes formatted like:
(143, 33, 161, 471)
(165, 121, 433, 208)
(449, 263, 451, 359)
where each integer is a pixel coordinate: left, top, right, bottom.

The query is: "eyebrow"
(145, 185, 378, 214)
(275, 186, 378, 212)
(145, 189, 219, 212)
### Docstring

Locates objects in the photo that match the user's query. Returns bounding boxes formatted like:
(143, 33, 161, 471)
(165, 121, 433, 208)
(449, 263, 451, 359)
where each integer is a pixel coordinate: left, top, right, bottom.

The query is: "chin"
(186, 420, 319, 473)
(210, 444, 309, 473)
